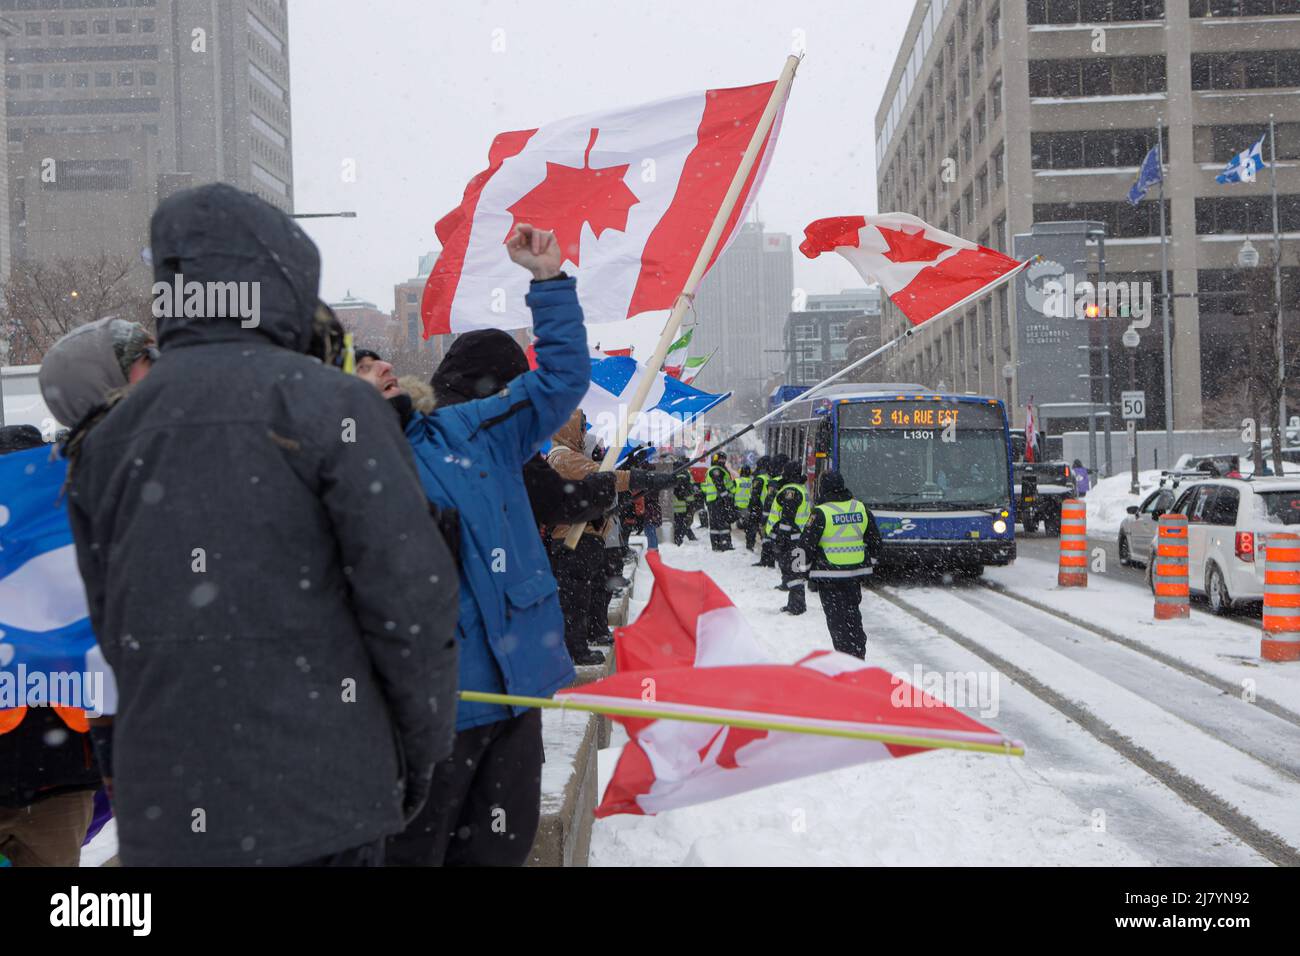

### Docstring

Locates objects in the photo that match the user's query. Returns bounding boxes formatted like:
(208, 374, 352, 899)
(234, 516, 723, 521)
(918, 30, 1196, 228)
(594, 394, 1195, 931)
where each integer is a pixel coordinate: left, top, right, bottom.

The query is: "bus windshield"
(837, 401, 1010, 511)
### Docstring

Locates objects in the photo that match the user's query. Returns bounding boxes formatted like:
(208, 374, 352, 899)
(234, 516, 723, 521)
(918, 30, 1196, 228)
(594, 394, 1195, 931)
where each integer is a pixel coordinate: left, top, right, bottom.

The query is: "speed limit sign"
(1121, 390, 1146, 421)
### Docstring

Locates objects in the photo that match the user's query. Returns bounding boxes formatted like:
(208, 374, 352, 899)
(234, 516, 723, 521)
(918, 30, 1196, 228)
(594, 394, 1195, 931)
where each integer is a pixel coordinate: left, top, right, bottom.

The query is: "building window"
(990, 72, 1003, 118)
(71, 21, 88, 36)
(1194, 123, 1300, 163)
(977, 166, 989, 206)
(27, 74, 43, 89)
(116, 19, 132, 33)
(1029, 56, 1166, 97)
(140, 18, 155, 33)
(1190, 0, 1300, 15)
(140, 71, 157, 86)
(93, 19, 110, 35)
(972, 38, 984, 80)
(988, 6, 1001, 47)
(74, 73, 90, 88)
(1192, 50, 1300, 91)
(1034, 199, 1171, 238)
(1195, 195, 1300, 234)
(118, 71, 134, 86)
(1028, 0, 1166, 23)
(49, 19, 65, 35)
(25, 21, 41, 36)
(1031, 127, 1167, 169)
(95, 72, 112, 87)
(975, 101, 987, 144)
(4, 74, 18, 90)
(964, 186, 975, 225)
(962, 123, 972, 162)
(993, 215, 1007, 253)
(992, 144, 1005, 188)
(960, 62, 971, 99)
(49, 73, 66, 88)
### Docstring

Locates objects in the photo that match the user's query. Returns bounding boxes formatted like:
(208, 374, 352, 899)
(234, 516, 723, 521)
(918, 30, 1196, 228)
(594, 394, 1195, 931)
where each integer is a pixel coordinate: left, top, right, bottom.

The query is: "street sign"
(1122, 329, 1140, 348)
(1122, 390, 1146, 421)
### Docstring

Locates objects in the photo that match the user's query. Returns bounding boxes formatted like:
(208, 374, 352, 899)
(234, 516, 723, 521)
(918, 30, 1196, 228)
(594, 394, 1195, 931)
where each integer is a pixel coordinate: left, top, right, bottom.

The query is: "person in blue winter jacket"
(385, 224, 590, 867)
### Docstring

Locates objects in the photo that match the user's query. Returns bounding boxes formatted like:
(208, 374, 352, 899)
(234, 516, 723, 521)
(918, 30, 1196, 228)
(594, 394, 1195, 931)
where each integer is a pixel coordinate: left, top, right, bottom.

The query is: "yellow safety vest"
(766, 482, 810, 534)
(816, 500, 868, 566)
(734, 477, 753, 509)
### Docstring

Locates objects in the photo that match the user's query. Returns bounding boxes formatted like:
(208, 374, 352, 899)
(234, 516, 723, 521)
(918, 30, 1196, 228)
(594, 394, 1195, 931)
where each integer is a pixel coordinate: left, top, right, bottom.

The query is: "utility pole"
(1156, 118, 1174, 465)
(1090, 226, 1113, 477)
(1269, 114, 1286, 473)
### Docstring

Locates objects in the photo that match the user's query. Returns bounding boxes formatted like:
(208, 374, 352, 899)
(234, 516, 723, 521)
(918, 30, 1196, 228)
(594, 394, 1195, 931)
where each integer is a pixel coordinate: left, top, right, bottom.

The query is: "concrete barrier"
(527, 546, 645, 865)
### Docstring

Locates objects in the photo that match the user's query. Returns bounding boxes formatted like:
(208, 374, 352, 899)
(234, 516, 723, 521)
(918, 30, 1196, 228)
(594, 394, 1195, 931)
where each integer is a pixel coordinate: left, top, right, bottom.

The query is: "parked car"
(1142, 477, 1300, 614)
(1119, 471, 1209, 568)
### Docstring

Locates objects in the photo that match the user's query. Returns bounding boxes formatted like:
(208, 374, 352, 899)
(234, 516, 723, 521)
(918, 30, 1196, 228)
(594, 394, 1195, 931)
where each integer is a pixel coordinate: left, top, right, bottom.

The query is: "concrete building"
(875, 0, 1300, 430)
(783, 288, 884, 385)
(690, 221, 793, 412)
(3, 0, 294, 269)
(330, 291, 393, 353)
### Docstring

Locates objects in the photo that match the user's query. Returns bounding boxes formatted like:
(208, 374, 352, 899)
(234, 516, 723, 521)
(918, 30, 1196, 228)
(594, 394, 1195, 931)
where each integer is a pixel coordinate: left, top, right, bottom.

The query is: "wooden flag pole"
(460, 690, 1024, 757)
(561, 54, 801, 550)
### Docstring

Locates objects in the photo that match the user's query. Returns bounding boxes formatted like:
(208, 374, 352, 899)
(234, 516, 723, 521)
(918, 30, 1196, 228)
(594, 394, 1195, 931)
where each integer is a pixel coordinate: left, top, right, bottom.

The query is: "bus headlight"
(993, 519, 1008, 534)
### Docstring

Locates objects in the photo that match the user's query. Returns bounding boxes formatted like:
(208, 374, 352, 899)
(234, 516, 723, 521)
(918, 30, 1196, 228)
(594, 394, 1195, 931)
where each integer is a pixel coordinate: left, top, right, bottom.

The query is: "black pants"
(774, 532, 796, 584)
(385, 710, 543, 867)
(758, 535, 775, 567)
(550, 533, 605, 657)
(672, 512, 694, 545)
(706, 499, 733, 550)
(295, 839, 386, 867)
(815, 577, 867, 658)
(784, 580, 807, 614)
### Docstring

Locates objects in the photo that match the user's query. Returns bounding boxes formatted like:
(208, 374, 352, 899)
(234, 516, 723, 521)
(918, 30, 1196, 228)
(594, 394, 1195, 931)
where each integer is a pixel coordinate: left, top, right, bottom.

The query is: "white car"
(1143, 477, 1300, 614)
(1118, 486, 1177, 567)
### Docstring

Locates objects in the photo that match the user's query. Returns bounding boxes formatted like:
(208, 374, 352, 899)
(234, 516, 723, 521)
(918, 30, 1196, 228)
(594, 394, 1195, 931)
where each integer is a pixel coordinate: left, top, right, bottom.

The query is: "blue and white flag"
(582, 355, 730, 462)
(1127, 145, 1163, 205)
(0, 446, 116, 716)
(1215, 134, 1266, 184)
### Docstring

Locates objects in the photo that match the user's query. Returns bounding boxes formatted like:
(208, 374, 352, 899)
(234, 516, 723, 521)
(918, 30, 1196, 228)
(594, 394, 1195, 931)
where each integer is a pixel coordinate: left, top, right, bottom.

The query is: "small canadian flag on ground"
(423, 82, 786, 337)
(561, 553, 1020, 817)
(800, 213, 1029, 327)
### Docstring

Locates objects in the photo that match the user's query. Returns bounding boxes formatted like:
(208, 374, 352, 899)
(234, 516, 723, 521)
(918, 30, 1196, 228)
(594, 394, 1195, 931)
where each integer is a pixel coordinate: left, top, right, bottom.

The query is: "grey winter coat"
(64, 184, 460, 865)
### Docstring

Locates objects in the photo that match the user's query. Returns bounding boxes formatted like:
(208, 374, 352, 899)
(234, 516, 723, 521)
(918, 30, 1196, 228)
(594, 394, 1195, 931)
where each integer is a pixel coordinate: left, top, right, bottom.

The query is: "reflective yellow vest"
(816, 500, 868, 566)
(734, 477, 753, 509)
(766, 482, 810, 534)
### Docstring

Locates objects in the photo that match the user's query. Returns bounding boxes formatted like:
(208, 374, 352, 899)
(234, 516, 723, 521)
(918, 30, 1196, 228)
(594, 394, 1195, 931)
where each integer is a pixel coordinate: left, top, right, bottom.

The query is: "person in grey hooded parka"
(63, 183, 460, 866)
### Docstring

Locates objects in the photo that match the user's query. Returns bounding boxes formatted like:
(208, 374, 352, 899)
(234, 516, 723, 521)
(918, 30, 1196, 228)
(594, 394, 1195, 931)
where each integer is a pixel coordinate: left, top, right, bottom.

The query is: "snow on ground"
(985, 557, 1300, 711)
(589, 533, 1191, 867)
(1085, 470, 1162, 536)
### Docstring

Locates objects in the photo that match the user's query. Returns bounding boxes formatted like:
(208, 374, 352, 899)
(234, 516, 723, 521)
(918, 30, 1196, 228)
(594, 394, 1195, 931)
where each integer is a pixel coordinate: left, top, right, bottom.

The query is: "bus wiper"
(886, 490, 943, 499)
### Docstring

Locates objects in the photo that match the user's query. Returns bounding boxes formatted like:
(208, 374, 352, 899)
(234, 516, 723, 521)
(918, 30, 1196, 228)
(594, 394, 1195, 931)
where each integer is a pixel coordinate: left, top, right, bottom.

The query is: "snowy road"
(591, 526, 1296, 867)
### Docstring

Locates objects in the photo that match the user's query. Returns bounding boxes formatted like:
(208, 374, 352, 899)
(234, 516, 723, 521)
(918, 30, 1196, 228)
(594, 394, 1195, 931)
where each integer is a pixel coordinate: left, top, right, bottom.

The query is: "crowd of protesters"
(0, 184, 684, 868)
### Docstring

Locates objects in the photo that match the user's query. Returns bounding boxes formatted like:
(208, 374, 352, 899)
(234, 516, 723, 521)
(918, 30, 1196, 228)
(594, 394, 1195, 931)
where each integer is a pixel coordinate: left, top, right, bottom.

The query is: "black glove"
(629, 470, 677, 493)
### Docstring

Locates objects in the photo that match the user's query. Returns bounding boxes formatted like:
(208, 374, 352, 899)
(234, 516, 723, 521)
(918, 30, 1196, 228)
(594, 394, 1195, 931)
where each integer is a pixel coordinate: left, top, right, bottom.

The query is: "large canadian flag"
(563, 553, 1019, 817)
(423, 83, 785, 337)
(800, 213, 1028, 326)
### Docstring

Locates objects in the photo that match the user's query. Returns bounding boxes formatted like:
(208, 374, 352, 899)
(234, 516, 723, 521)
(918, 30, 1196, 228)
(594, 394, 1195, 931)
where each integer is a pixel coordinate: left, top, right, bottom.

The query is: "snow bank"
(1085, 469, 1162, 535)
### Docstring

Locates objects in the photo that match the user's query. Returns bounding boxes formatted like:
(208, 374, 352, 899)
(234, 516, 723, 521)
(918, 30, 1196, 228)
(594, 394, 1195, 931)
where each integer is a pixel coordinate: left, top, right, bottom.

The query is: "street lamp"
(1123, 328, 1140, 493)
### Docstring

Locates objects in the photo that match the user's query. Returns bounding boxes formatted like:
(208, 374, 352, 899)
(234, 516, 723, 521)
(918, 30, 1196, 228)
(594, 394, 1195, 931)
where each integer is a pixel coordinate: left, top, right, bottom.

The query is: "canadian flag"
(563, 553, 1019, 817)
(800, 213, 1028, 327)
(423, 82, 786, 337)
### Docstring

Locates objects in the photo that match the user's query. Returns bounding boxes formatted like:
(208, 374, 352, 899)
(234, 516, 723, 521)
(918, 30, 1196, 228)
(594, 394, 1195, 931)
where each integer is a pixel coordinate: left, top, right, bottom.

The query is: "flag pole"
(1157, 117, 1174, 467)
(676, 257, 1033, 474)
(460, 690, 1025, 757)
(1270, 114, 1286, 458)
(561, 54, 801, 551)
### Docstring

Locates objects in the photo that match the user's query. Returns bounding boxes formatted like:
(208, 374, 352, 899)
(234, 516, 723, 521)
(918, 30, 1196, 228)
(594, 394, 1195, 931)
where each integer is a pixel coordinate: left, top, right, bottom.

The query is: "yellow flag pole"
(459, 690, 1025, 757)
(560, 55, 801, 551)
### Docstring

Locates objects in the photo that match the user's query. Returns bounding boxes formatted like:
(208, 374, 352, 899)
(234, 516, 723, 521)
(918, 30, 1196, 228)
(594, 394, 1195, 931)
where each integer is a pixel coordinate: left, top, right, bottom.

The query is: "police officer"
(671, 468, 698, 545)
(754, 453, 787, 568)
(766, 459, 810, 594)
(792, 470, 881, 656)
(734, 465, 756, 550)
(702, 451, 736, 551)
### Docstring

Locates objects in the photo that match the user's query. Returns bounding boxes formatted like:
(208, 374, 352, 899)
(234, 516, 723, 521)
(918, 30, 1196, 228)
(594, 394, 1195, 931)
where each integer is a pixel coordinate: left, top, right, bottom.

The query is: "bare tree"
(1, 253, 154, 365)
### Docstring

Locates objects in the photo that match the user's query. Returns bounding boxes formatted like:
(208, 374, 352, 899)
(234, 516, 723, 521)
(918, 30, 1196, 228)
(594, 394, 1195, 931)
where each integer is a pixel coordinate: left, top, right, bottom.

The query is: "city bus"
(764, 383, 1016, 575)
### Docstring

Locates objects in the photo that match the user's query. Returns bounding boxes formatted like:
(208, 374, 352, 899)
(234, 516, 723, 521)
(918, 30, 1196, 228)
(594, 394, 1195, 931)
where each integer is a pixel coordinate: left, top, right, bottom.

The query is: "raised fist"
(506, 224, 563, 281)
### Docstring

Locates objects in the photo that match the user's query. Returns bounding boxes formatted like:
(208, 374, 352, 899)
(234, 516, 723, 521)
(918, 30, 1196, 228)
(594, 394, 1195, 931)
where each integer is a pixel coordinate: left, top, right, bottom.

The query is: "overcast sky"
(287, 0, 914, 310)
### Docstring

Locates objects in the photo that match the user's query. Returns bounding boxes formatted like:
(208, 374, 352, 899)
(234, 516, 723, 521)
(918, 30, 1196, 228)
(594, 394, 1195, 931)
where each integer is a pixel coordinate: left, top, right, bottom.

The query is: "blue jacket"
(405, 277, 589, 730)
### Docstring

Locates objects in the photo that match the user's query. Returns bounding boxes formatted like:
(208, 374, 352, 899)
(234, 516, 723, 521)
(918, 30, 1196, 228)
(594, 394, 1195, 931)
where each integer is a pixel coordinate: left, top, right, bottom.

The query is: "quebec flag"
(0, 446, 116, 716)
(1216, 134, 1266, 184)
(582, 355, 730, 461)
